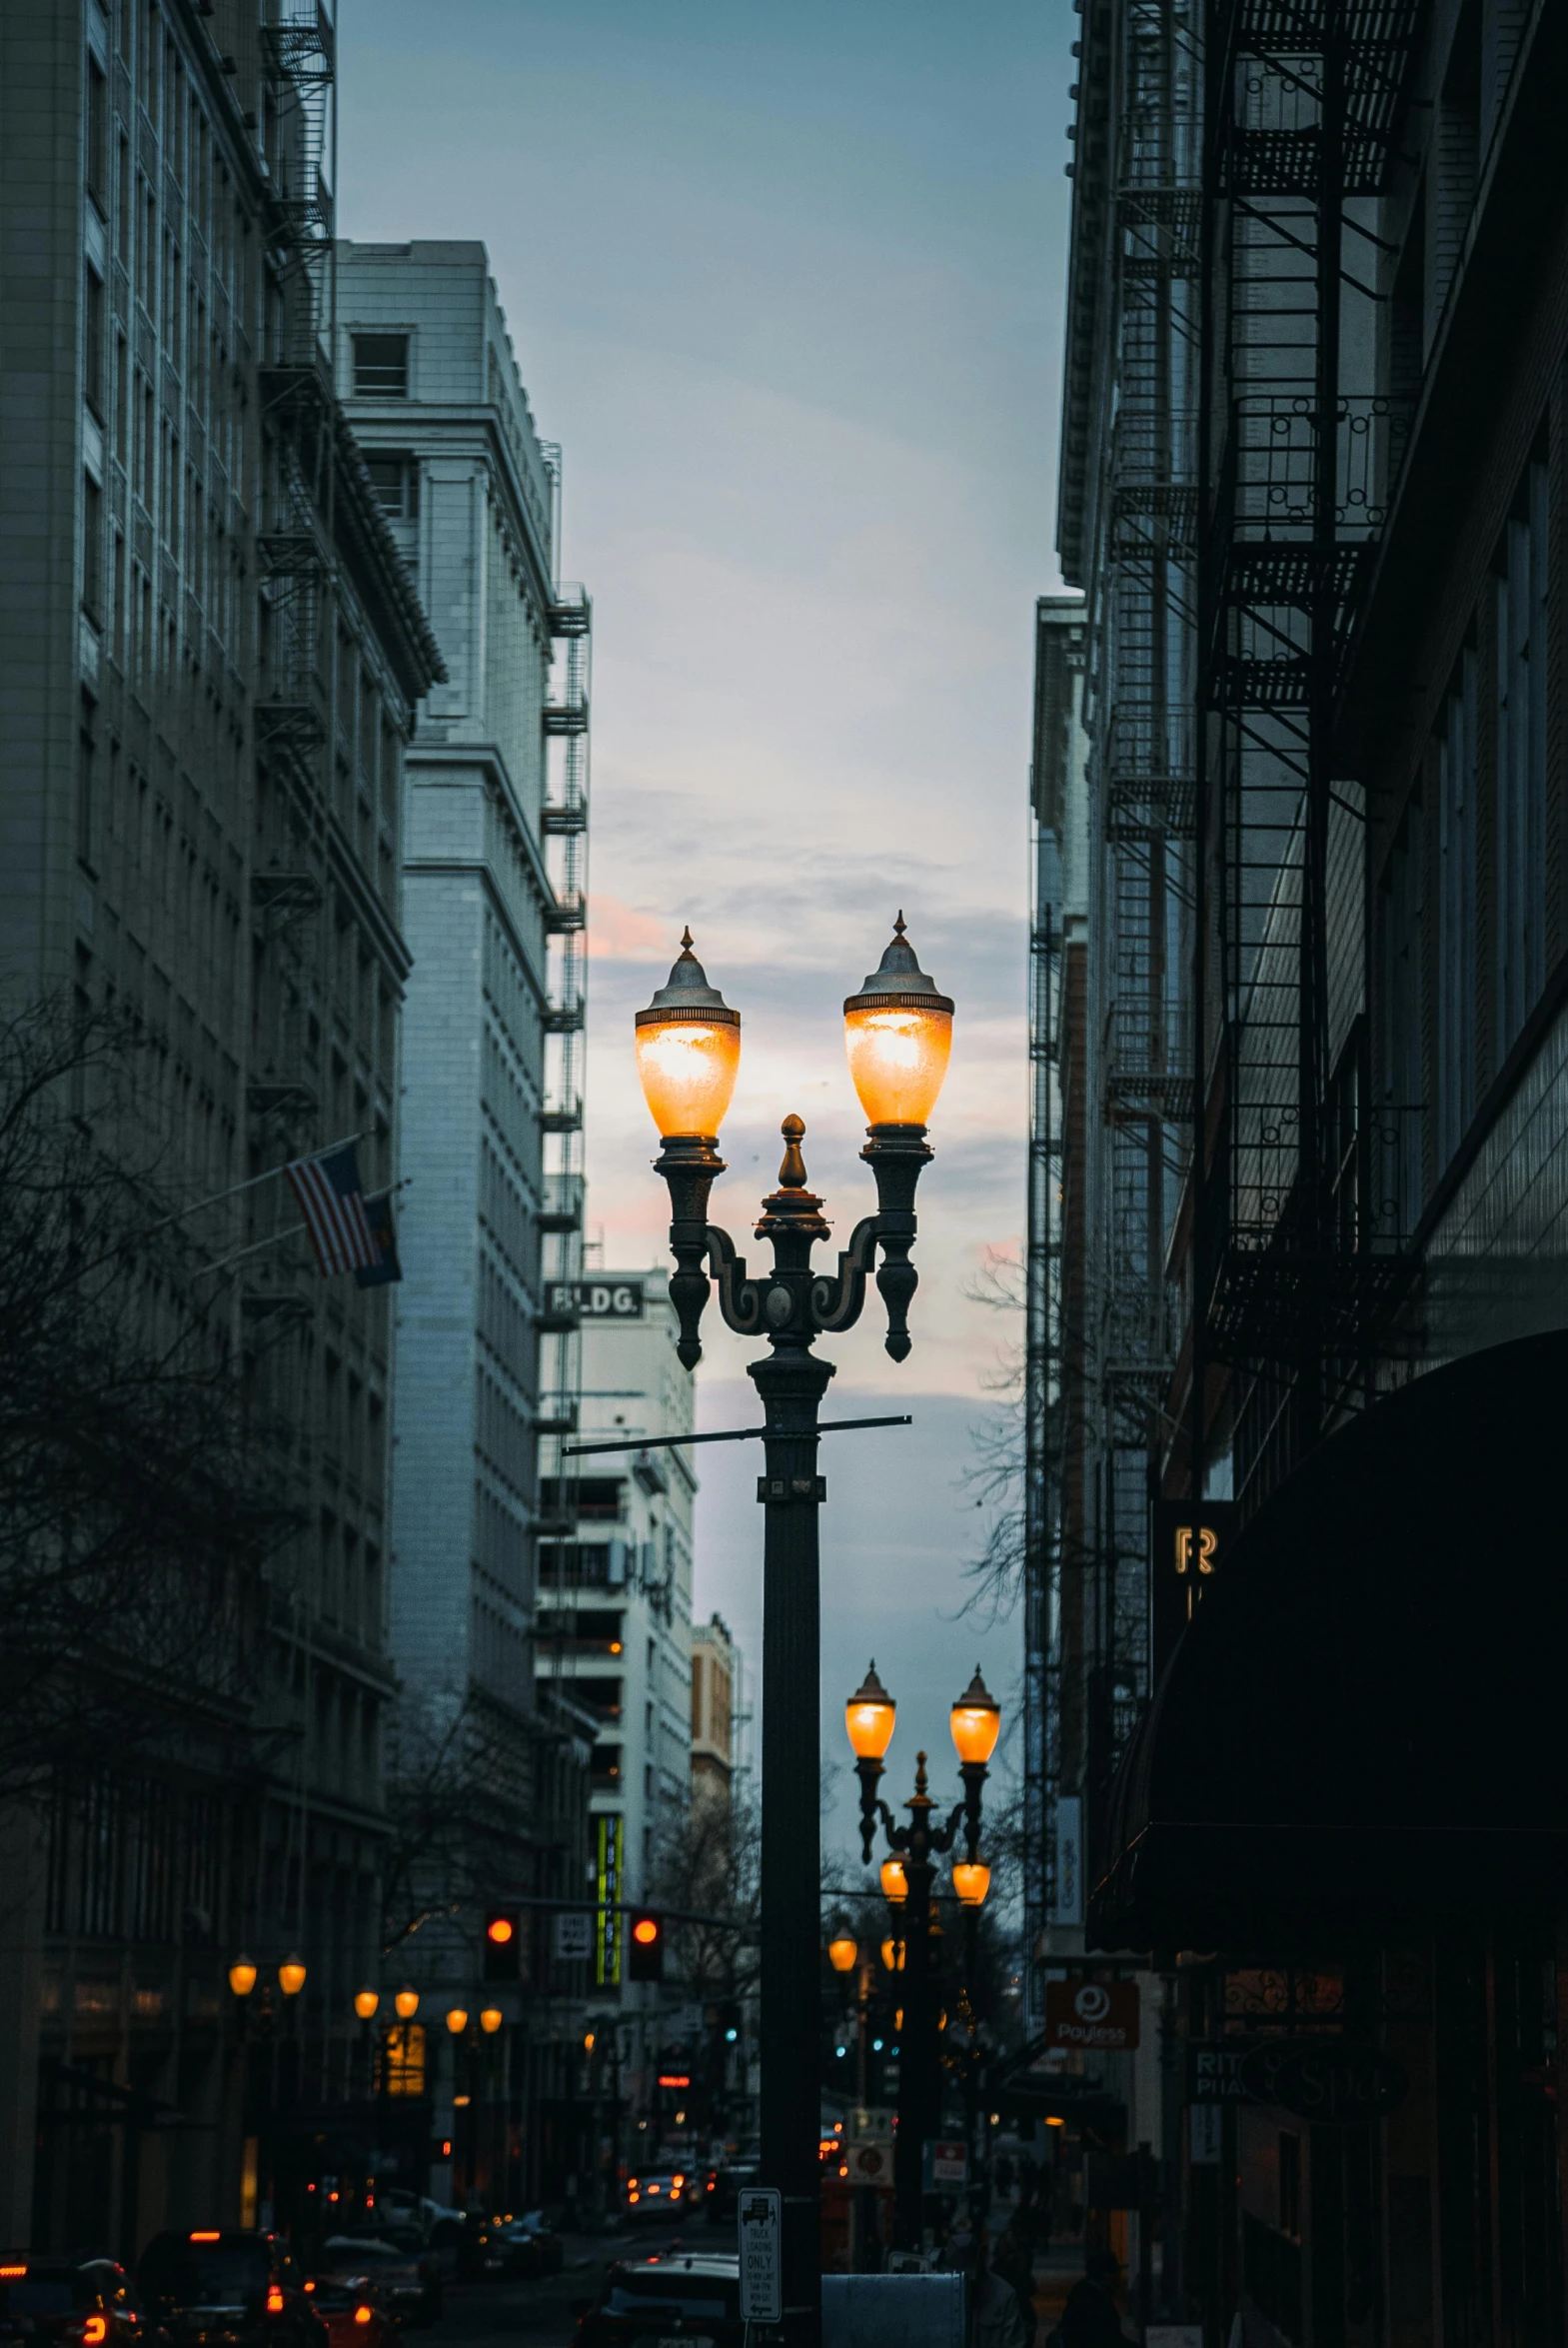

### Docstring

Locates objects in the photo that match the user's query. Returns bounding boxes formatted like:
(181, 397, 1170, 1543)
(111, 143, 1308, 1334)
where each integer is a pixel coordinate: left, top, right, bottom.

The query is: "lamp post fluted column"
(636, 922, 956, 2347)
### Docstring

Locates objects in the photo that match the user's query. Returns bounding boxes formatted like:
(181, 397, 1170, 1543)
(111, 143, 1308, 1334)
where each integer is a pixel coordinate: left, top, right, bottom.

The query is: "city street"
(425, 2221, 700, 2348)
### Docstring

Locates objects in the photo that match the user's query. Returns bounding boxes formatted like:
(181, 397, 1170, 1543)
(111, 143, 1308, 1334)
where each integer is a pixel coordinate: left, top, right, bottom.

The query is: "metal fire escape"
(1091, 0, 1200, 1788)
(249, 0, 338, 1144)
(1193, 0, 1420, 1494)
(535, 445, 592, 1530)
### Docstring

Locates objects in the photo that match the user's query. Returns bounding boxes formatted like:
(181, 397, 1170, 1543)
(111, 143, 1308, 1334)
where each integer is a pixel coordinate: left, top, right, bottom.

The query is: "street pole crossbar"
(563, 1412, 911, 1458)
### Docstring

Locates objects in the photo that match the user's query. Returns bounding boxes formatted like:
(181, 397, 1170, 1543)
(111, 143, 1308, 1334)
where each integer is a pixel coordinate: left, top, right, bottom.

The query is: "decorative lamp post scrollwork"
(635, 917, 955, 2345)
(847, 1661, 999, 2247)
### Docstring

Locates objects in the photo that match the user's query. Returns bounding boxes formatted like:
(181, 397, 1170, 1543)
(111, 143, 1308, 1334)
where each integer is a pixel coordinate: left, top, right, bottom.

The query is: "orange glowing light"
(480, 2007, 504, 2035)
(949, 1667, 1002, 1767)
(880, 1856, 908, 1905)
(635, 934, 742, 1139)
(84, 2320, 108, 2344)
(826, 1933, 858, 1973)
(633, 1917, 659, 1945)
(394, 1988, 420, 2020)
(845, 1662, 895, 1761)
(266, 2288, 284, 2315)
(0, 2269, 26, 2281)
(278, 1957, 307, 1997)
(486, 1917, 515, 1945)
(353, 2311, 373, 2328)
(842, 918, 954, 1129)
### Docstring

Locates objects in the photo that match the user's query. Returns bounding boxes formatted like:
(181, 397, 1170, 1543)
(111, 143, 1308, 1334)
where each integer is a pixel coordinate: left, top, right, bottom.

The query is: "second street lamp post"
(845, 1662, 999, 2248)
(633, 919, 955, 2347)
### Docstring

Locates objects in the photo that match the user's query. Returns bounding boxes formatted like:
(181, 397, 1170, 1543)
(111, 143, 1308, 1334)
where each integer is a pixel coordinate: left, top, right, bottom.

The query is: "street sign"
(738, 2187, 782, 2324)
(922, 2140, 968, 2188)
(1150, 1498, 1236, 1675)
(1186, 2040, 1255, 2102)
(845, 2140, 893, 2188)
(1044, 1978, 1141, 2051)
(1048, 1795, 1084, 1926)
(553, 1910, 593, 1960)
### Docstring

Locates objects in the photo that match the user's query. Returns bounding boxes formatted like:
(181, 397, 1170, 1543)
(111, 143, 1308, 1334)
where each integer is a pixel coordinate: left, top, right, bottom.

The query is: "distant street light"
(394, 1987, 420, 2020)
(637, 918, 954, 2345)
(278, 1956, 307, 1998)
(228, 1956, 258, 1998)
(847, 1662, 1000, 2246)
(354, 1988, 380, 2021)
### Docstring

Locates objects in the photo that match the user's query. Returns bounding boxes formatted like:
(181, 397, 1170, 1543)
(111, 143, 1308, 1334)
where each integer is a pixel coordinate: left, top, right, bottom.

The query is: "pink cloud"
(588, 894, 674, 961)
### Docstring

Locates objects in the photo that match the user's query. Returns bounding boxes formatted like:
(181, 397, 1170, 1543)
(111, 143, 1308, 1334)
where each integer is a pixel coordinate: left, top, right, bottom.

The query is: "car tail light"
(628, 2192, 640, 2204)
(266, 2288, 284, 2315)
(0, 2268, 27, 2281)
(354, 2310, 372, 2328)
(84, 2321, 108, 2345)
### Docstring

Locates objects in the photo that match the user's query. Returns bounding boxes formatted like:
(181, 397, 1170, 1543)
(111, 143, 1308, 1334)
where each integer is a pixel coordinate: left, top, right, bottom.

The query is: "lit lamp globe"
(446, 2006, 469, 2036)
(479, 2007, 504, 2036)
(278, 1956, 307, 1997)
(845, 1662, 896, 1762)
(879, 1857, 908, 1906)
(634, 931, 742, 1140)
(952, 1859, 992, 1908)
(394, 1987, 420, 2021)
(228, 1956, 258, 1998)
(950, 1667, 1002, 1768)
(842, 915, 954, 1131)
(353, 1988, 380, 2022)
(826, 1932, 858, 1974)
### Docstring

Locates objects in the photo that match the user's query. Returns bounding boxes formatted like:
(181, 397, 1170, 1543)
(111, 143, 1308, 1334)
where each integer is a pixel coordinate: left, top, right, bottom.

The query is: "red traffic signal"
(628, 1910, 665, 1982)
(483, 1907, 521, 1981)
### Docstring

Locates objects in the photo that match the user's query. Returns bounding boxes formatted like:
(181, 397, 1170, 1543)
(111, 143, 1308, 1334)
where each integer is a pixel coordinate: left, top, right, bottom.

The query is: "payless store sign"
(1150, 1498, 1236, 1677)
(1044, 1978, 1141, 2051)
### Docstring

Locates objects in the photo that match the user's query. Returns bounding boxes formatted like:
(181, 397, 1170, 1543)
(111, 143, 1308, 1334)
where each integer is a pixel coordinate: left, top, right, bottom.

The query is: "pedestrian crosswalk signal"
(628, 1910, 665, 1982)
(484, 1908, 521, 1981)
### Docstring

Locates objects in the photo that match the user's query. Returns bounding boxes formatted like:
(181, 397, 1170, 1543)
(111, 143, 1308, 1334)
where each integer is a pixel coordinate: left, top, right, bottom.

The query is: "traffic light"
(719, 1998, 742, 2044)
(627, 1909, 665, 1982)
(483, 1907, 521, 1982)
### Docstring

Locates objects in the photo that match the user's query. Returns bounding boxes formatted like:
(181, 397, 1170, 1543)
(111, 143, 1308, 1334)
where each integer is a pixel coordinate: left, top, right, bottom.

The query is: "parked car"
(137, 2234, 325, 2348)
(0, 2258, 156, 2348)
(484, 2218, 564, 2281)
(702, 2163, 759, 2225)
(623, 2168, 700, 2218)
(298, 2282, 391, 2348)
(570, 2255, 742, 2348)
(314, 2242, 439, 2329)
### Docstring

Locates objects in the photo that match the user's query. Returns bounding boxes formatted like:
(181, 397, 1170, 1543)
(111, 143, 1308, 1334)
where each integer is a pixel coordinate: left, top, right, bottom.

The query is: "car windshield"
(144, 2243, 267, 2303)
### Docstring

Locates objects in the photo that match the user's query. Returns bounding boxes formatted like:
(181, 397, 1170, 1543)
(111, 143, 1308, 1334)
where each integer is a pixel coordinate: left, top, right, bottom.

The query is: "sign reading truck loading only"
(1044, 1978, 1142, 2051)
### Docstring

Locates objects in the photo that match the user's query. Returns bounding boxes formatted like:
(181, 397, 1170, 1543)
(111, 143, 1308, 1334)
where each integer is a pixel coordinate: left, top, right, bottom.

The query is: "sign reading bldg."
(560, 1278, 645, 1319)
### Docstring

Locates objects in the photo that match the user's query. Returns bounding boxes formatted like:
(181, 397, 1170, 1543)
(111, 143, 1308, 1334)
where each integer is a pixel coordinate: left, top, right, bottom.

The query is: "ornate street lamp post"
(636, 919, 954, 2345)
(846, 1663, 999, 2247)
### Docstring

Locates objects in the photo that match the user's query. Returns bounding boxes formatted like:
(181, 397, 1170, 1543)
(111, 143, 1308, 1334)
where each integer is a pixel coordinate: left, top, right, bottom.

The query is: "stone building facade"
(0, 0, 441, 2245)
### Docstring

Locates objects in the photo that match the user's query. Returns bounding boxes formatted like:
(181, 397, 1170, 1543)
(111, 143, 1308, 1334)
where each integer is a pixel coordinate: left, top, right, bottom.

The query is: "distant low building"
(691, 1613, 739, 1817)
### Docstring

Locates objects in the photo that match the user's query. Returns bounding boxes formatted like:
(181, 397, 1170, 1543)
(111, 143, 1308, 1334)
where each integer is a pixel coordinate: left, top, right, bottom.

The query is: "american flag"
(285, 1143, 380, 1276)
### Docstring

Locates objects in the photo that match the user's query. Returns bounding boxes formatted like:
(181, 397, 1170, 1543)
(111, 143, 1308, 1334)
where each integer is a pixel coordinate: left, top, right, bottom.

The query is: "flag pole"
(141, 1131, 367, 1242)
(193, 1175, 408, 1281)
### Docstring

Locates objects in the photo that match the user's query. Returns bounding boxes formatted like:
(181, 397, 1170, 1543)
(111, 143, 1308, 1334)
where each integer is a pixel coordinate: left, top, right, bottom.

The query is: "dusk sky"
(339, 0, 1074, 1848)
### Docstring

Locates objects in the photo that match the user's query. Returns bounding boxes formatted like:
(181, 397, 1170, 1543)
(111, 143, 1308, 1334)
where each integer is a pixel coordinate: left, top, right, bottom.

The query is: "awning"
(1090, 1331, 1568, 1949)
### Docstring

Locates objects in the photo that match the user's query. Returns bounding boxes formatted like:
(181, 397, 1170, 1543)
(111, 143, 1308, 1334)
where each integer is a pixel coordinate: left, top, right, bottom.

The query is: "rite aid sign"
(1044, 1978, 1141, 2052)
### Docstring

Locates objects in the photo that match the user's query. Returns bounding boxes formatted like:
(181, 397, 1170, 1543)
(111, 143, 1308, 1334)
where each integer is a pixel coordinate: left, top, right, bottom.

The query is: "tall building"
(337, 238, 597, 2213)
(1058, 0, 1568, 2334)
(536, 1272, 697, 2131)
(0, 0, 442, 2244)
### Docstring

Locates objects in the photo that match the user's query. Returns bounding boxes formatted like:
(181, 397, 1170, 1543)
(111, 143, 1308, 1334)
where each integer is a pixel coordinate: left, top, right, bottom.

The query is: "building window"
(1436, 648, 1478, 1171)
(81, 471, 103, 621)
(381, 2023, 426, 2097)
(353, 333, 410, 397)
(1380, 796, 1425, 1237)
(85, 55, 108, 210)
(84, 266, 105, 418)
(1494, 456, 1549, 1057)
(364, 453, 420, 521)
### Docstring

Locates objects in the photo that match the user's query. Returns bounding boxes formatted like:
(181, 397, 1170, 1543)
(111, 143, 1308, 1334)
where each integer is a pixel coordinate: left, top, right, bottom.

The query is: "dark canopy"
(1090, 1331, 1568, 1949)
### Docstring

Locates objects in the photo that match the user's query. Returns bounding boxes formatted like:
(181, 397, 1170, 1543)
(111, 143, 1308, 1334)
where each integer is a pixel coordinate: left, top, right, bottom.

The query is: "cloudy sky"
(339, 0, 1073, 1847)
